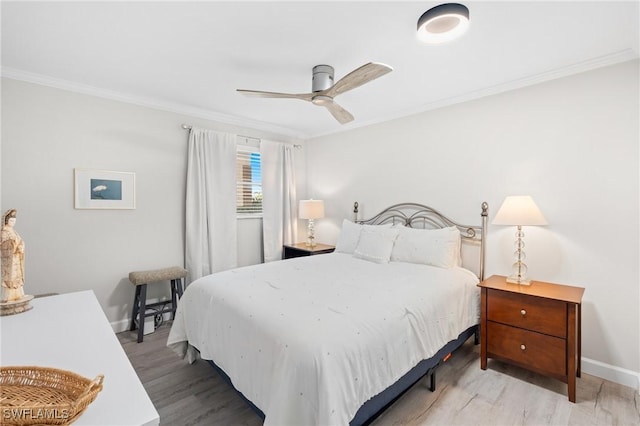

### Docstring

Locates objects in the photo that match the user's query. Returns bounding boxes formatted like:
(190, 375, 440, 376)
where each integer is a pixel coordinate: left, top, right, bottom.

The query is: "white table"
(0, 291, 159, 426)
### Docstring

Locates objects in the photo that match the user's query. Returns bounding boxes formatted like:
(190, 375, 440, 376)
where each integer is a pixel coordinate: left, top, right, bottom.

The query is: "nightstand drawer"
(487, 321, 566, 377)
(480, 275, 585, 402)
(487, 289, 567, 338)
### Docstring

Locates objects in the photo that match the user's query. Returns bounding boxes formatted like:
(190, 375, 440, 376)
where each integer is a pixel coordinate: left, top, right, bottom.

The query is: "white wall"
(2, 60, 637, 387)
(305, 60, 639, 386)
(1, 78, 304, 329)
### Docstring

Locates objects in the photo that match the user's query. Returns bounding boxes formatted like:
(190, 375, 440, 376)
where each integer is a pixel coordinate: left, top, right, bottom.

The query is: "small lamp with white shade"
(299, 199, 325, 248)
(493, 195, 547, 285)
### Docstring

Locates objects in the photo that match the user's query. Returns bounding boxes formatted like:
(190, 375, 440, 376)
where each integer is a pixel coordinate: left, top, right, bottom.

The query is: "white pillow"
(334, 219, 363, 254)
(391, 226, 461, 268)
(334, 219, 392, 254)
(353, 227, 399, 264)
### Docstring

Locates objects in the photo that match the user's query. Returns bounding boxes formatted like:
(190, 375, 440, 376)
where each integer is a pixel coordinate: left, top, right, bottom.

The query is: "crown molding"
(3, 48, 637, 141)
(307, 49, 639, 139)
(0, 67, 306, 139)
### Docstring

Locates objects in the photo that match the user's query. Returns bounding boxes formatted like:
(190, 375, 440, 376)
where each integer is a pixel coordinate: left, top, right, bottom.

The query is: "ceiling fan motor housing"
(312, 65, 334, 92)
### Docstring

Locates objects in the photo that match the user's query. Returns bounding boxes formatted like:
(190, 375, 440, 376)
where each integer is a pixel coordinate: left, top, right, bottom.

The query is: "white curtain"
(185, 127, 238, 283)
(261, 140, 297, 262)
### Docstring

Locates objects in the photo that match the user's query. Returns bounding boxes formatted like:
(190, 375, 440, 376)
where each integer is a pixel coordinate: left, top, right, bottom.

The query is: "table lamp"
(493, 195, 547, 285)
(299, 199, 324, 247)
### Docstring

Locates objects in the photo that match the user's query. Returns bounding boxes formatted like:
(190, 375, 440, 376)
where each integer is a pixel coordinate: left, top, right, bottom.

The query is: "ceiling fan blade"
(236, 89, 313, 102)
(323, 100, 354, 124)
(324, 62, 393, 98)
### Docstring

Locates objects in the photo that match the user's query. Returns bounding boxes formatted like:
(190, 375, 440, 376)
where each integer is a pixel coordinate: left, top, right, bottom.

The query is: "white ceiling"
(2, 1, 638, 139)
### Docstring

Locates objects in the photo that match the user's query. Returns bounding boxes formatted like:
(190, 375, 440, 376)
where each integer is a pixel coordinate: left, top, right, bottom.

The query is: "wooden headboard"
(353, 201, 488, 280)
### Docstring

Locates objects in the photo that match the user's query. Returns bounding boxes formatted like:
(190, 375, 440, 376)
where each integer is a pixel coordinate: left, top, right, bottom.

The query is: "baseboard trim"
(111, 318, 131, 333)
(581, 357, 639, 391)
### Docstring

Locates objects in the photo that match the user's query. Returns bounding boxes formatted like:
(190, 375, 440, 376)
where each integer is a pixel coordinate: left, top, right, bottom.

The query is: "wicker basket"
(0, 366, 103, 426)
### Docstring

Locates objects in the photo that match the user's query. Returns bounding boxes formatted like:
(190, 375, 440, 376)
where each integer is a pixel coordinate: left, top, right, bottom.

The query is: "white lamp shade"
(493, 196, 547, 226)
(299, 199, 325, 220)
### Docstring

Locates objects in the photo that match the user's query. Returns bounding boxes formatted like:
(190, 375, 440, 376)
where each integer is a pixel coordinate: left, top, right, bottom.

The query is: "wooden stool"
(129, 266, 187, 343)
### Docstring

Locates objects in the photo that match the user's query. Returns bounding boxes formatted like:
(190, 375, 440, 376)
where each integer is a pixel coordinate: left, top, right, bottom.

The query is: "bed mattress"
(168, 253, 479, 425)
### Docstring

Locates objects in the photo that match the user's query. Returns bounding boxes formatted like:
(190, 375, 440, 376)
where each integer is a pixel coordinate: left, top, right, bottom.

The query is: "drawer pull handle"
(520, 309, 526, 316)
(520, 344, 526, 351)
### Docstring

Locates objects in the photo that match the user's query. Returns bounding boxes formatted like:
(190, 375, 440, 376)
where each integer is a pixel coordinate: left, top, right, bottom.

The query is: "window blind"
(236, 148, 262, 215)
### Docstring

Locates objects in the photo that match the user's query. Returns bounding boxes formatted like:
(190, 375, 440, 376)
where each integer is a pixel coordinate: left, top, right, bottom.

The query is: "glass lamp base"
(305, 219, 316, 248)
(506, 275, 531, 285)
(507, 254, 530, 285)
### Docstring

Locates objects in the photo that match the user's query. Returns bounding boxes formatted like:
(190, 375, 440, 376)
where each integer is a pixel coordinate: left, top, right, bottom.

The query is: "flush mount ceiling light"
(417, 3, 470, 44)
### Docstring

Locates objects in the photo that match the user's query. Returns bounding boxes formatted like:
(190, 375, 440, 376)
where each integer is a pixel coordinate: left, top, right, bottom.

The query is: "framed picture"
(74, 169, 136, 209)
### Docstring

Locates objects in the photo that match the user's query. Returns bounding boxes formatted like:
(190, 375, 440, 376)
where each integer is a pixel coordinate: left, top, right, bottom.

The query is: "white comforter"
(167, 253, 479, 425)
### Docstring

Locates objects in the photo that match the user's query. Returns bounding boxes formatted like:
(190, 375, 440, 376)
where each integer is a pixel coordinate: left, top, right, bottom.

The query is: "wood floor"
(118, 323, 639, 426)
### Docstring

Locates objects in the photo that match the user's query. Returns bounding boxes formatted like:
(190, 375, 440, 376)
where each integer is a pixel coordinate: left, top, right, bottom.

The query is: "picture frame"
(74, 169, 136, 209)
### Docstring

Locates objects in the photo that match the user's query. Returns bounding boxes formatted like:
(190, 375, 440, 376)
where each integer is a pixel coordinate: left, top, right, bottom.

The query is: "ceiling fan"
(236, 62, 393, 124)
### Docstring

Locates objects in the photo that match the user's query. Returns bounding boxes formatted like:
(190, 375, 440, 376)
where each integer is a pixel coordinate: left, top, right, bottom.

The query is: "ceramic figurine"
(1, 209, 26, 302)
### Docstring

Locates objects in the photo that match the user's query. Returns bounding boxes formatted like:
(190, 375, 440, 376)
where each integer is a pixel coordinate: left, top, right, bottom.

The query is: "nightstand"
(283, 243, 335, 259)
(479, 275, 585, 402)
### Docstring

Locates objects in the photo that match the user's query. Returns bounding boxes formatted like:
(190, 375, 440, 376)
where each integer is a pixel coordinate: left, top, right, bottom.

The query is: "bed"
(168, 201, 488, 425)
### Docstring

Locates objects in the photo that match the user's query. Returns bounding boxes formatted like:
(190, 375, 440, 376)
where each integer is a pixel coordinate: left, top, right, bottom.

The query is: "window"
(236, 142, 262, 215)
